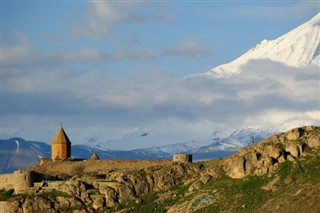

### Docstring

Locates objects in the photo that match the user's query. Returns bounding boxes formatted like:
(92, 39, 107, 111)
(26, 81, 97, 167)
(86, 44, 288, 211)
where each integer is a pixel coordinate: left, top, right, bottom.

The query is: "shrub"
(0, 189, 15, 201)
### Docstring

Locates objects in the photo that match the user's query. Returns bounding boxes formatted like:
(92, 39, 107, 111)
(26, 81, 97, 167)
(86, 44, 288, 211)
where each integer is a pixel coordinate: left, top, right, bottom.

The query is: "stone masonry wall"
(0, 170, 38, 193)
(0, 173, 15, 190)
(173, 154, 193, 163)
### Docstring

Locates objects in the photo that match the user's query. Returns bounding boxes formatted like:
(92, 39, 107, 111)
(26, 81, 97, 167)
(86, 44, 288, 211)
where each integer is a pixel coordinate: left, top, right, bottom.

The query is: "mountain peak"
(206, 13, 320, 78)
(308, 12, 320, 26)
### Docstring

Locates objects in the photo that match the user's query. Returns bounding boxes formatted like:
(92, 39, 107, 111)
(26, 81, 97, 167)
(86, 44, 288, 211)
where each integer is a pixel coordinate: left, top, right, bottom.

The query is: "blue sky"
(1, 1, 319, 147)
(3, 1, 318, 75)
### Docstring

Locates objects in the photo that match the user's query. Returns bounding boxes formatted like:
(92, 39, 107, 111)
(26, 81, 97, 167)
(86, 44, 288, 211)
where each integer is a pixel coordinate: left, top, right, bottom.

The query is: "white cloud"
(2, 30, 39, 66)
(162, 40, 212, 58)
(306, 110, 320, 120)
(63, 48, 101, 62)
(3, 32, 319, 145)
(72, 1, 132, 38)
(2, 31, 155, 67)
(72, 1, 173, 38)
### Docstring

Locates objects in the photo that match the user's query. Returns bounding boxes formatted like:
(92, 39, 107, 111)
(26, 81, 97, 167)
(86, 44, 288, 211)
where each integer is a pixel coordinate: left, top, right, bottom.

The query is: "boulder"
(68, 197, 83, 208)
(287, 155, 295, 162)
(285, 144, 300, 158)
(267, 146, 282, 159)
(104, 188, 118, 207)
(4, 199, 22, 213)
(73, 210, 87, 213)
(117, 185, 135, 203)
(303, 126, 314, 132)
(307, 135, 320, 148)
(278, 156, 286, 163)
(188, 180, 203, 192)
(286, 128, 303, 141)
(21, 196, 52, 213)
(146, 175, 155, 190)
(154, 171, 176, 190)
(228, 157, 246, 179)
(200, 174, 211, 184)
(173, 164, 187, 176)
(92, 195, 105, 209)
(59, 180, 87, 197)
(206, 167, 221, 178)
(128, 173, 150, 196)
(56, 196, 70, 209)
(254, 167, 268, 176)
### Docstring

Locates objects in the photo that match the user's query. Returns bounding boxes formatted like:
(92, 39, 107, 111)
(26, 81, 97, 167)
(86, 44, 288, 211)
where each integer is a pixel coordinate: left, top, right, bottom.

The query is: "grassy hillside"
(113, 152, 320, 213)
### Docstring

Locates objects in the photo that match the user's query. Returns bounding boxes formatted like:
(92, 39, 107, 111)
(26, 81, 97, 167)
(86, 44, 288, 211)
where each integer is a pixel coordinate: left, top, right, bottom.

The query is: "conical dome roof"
(51, 127, 72, 145)
(90, 152, 100, 160)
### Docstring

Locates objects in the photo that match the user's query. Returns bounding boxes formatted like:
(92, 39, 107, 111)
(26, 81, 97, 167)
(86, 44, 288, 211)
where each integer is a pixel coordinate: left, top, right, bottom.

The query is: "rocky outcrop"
(4, 161, 199, 212)
(3, 126, 319, 212)
(286, 128, 303, 141)
(224, 126, 319, 179)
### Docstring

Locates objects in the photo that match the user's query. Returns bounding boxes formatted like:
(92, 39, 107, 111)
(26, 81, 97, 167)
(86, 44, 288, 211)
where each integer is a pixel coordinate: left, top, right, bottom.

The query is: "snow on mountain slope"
(193, 127, 274, 153)
(0, 138, 51, 173)
(133, 141, 204, 155)
(206, 13, 320, 78)
(0, 126, 274, 173)
(133, 127, 274, 156)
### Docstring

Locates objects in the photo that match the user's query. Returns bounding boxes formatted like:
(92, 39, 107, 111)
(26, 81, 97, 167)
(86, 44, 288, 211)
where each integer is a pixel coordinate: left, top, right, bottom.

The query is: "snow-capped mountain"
(192, 127, 273, 153)
(0, 138, 51, 173)
(3, 126, 272, 153)
(205, 13, 320, 78)
(2, 128, 156, 150)
(3, 127, 212, 151)
(133, 140, 204, 156)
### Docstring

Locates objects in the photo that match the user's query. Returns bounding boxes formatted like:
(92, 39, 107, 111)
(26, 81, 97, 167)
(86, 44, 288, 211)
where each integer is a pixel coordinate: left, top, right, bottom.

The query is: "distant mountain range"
(0, 127, 273, 173)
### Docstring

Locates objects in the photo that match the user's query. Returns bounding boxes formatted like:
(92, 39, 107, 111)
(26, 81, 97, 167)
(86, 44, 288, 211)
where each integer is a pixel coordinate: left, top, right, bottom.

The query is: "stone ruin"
(173, 154, 193, 163)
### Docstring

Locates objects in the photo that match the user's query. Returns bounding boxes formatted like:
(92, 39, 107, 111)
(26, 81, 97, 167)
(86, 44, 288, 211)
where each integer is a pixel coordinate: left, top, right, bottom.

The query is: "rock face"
(228, 157, 246, 179)
(4, 162, 199, 212)
(223, 126, 319, 179)
(286, 128, 303, 141)
(3, 126, 319, 212)
(307, 134, 320, 148)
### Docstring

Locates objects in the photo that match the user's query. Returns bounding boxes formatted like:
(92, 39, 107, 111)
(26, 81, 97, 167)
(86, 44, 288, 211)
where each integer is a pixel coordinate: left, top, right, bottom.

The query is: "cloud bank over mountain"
(2, 2, 319, 148)
(3, 56, 319, 145)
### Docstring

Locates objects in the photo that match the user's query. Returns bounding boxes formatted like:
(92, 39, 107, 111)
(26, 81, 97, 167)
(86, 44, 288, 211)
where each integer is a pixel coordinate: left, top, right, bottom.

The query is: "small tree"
(251, 136, 255, 145)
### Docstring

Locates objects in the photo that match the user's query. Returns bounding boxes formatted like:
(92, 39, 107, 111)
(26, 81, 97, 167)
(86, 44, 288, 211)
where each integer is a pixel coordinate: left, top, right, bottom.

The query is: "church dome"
(51, 127, 72, 145)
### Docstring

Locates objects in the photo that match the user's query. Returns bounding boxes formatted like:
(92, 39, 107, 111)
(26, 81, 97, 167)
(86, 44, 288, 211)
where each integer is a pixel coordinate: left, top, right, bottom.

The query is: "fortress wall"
(13, 170, 34, 193)
(0, 173, 15, 190)
(0, 170, 40, 193)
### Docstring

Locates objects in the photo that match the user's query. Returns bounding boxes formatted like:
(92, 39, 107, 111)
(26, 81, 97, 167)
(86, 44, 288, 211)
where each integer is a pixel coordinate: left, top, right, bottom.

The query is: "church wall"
(52, 143, 69, 160)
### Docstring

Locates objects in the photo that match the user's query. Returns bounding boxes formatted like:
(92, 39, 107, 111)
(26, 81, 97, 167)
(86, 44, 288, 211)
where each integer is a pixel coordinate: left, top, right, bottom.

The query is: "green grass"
(105, 183, 190, 212)
(196, 174, 272, 213)
(194, 155, 320, 213)
(0, 189, 15, 201)
(105, 192, 166, 213)
(47, 152, 320, 213)
(41, 189, 70, 200)
(162, 183, 190, 207)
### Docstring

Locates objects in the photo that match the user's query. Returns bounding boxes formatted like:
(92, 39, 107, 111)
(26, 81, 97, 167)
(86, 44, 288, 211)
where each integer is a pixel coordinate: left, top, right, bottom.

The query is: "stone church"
(51, 126, 72, 160)
(39, 126, 99, 165)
